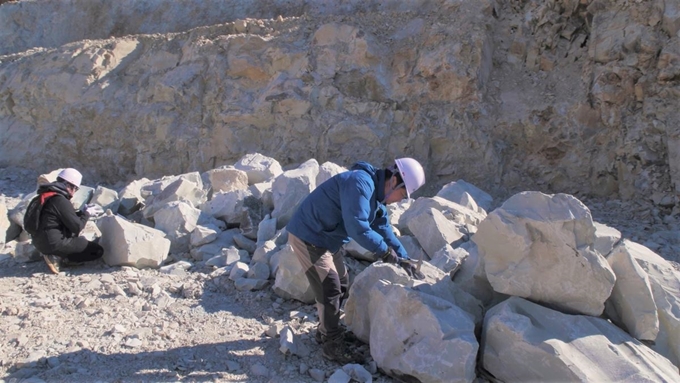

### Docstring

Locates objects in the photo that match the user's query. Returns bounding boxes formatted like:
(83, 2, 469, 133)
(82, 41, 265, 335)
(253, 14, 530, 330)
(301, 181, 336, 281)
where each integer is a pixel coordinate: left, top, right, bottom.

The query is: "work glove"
(84, 203, 105, 217)
(399, 258, 424, 280)
(380, 247, 399, 264)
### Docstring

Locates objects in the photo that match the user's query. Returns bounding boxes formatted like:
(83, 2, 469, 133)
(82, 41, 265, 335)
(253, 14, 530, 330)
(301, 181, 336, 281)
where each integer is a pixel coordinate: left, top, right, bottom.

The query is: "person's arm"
(371, 204, 409, 259)
(53, 196, 88, 235)
(340, 172, 389, 255)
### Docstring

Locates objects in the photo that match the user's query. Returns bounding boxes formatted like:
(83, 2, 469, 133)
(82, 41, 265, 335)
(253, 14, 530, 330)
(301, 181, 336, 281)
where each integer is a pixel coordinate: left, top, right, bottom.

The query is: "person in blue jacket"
(286, 157, 426, 363)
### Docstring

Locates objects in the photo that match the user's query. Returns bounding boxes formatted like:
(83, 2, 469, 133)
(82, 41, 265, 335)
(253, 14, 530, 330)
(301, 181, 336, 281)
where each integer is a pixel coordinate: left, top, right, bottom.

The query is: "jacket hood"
(351, 161, 387, 202)
(37, 181, 72, 200)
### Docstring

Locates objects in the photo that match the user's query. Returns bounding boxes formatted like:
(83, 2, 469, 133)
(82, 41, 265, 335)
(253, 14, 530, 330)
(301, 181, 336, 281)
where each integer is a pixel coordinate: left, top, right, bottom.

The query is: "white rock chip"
(229, 262, 249, 280)
(190, 224, 219, 247)
(97, 213, 170, 268)
(327, 369, 351, 383)
(474, 192, 616, 316)
(482, 297, 679, 382)
(605, 240, 659, 341)
(247, 262, 270, 280)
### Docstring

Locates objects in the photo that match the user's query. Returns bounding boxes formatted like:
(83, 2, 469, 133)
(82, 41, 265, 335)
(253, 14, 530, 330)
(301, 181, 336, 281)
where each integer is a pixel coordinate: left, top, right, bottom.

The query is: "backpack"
(23, 196, 43, 236)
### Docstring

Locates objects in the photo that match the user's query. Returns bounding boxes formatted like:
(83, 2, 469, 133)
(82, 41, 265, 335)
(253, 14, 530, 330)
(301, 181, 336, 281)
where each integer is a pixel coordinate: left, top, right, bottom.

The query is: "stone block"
(154, 201, 200, 253)
(234, 153, 283, 185)
(97, 213, 170, 268)
(190, 224, 219, 248)
(273, 244, 315, 303)
(271, 159, 319, 229)
(91, 186, 120, 213)
(436, 179, 493, 212)
(205, 166, 249, 193)
(407, 208, 465, 258)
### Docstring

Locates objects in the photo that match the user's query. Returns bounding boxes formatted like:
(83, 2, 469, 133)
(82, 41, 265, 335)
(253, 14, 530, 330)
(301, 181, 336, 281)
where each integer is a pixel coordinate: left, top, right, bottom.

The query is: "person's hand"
(84, 203, 104, 217)
(380, 247, 399, 264)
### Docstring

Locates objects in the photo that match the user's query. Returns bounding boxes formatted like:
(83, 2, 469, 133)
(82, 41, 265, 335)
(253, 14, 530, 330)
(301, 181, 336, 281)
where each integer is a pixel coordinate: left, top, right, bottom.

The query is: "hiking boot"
(322, 337, 363, 364)
(315, 328, 359, 344)
(42, 254, 61, 274)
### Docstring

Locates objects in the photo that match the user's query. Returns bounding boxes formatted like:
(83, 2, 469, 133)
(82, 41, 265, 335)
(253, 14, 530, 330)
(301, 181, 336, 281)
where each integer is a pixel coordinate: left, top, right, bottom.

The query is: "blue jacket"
(286, 162, 409, 259)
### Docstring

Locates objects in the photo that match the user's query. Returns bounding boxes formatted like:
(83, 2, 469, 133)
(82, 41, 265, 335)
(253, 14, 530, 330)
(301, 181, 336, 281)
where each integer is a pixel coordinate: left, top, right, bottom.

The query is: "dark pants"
(40, 236, 104, 263)
(288, 233, 348, 340)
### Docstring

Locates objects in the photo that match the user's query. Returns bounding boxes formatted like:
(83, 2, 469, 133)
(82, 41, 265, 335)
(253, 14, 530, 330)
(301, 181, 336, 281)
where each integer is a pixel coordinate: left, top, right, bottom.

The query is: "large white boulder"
(413, 277, 484, 326)
(234, 153, 283, 185)
(344, 263, 411, 343)
(436, 179, 493, 213)
(630, 241, 680, 366)
(407, 208, 466, 258)
(97, 213, 170, 268)
(142, 177, 206, 219)
(399, 197, 485, 234)
(451, 242, 497, 306)
(205, 166, 249, 193)
(154, 201, 200, 253)
(271, 159, 319, 228)
(369, 281, 478, 383)
(474, 192, 616, 316)
(117, 177, 150, 216)
(272, 244, 315, 303)
(90, 186, 120, 213)
(605, 240, 659, 341)
(316, 161, 347, 186)
(482, 297, 678, 382)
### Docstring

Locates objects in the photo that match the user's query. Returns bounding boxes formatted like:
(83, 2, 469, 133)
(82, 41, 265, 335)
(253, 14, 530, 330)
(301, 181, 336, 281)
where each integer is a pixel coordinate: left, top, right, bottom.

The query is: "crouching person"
(24, 168, 104, 274)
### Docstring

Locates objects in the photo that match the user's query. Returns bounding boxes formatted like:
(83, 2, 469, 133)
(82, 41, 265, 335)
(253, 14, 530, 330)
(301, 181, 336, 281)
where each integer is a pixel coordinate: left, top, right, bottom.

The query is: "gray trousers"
(288, 233, 348, 340)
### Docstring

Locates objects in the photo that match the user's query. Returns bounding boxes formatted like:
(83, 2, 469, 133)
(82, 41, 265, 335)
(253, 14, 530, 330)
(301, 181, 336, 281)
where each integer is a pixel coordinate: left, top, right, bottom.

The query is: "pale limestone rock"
(1, 198, 9, 246)
(256, 215, 277, 246)
(190, 224, 219, 248)
(630, 241, 680, 366)
(317, 161, 347, 187)
(271, 159, 319, 228)
(118, 178, 150, 215)
(248, 182, 274, 211)
(397, 235, 426, 261)
(205, 166, 249, 193)
(436, 179, 493, 212)
(273, 244, 314, 303)
(593, 221, 622, 257)
(97, 214, 170, 268)
(234, 277, 269, 291)
(252, 240, 277, 265)
(399, 197, 485, 234)
(91, 186, 120, 213)
(453, 240, 501, 307)
(154, 201, 200, 253)
(202, 189, 252, 224)
(429, 244, 469, 274)
(234, 153, 283, 185)
(229, 262, 249, 281)
(413, 277, 484, 326)
(407, 208, 466, 258)
(474, 192, 616, 316)
(605, 240, 659, 341)
(369, 281, 478, 383)
(387, 199, 413, 230)
(142, 177, 206, 219)
(342, 364, 372, 383)
(344, 263, 411, 343)
(482, 297, 679, 383)
(327, 369, 352, 383)
(221, 246, 247, 266)
(247, 262, 270, 280)
(189, 228, 238, 261)
(13, 240, 41, 263)
(81, 221, 102, 242)
(141, 172, 204, 198)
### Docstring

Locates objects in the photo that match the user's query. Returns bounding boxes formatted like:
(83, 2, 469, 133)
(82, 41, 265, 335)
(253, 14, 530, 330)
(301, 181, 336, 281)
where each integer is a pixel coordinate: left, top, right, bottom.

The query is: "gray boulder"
(97, 213, 170, 268)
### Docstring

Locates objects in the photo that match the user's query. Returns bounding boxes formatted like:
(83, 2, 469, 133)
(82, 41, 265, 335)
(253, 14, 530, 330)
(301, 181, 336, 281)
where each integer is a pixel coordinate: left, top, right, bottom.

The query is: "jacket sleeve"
(340, 172, 389, 255)
(53, 196, 87, 236)
(371, 204, 409, 259)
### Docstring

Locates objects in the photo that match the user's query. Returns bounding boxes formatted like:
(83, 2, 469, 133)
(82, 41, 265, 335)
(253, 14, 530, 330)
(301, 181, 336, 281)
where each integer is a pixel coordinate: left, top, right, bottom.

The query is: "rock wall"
(0, 0, 678, 205)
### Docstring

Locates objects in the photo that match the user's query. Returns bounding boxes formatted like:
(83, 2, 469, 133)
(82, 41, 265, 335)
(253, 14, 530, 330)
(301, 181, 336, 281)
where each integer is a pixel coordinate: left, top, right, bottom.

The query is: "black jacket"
(31, 182, 89, 253)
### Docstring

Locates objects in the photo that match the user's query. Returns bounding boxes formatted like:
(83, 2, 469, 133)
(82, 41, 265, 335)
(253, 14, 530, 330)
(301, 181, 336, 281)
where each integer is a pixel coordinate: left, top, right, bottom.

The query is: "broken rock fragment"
(97, 213, 170, 268)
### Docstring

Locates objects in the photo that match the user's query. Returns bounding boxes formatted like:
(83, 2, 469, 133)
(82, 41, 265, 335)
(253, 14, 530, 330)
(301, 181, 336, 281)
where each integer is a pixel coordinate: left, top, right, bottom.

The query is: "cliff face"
(0, 0, 678, 206)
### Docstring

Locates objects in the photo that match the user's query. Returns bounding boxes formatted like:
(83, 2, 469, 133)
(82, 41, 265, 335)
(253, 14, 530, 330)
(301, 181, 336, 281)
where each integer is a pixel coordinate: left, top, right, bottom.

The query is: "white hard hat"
(394, 157, 425, 198)
(58, 168, 83, 187)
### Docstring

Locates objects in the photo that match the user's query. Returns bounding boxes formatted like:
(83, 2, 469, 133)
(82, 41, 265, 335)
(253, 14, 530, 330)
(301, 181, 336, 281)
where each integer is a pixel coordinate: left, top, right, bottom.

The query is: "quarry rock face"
(0, 0, 676, 208)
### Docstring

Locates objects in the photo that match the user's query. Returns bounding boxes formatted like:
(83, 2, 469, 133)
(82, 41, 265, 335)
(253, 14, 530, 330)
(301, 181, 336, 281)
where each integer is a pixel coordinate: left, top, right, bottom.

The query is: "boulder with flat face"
(97, 213, 170, 268)
(436, 179, 493, 213)
(234, 153, 283, 185)
(205, 166, 249, 193)
(91, 186, 120, 214)
(154, 201, 200, 253)
(482, 297, 678, 382)
(474, 191, 616, 316)
(271, 159, 319, 229)
(272, 244, 315, 303)
(407, 207, 466, 258)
